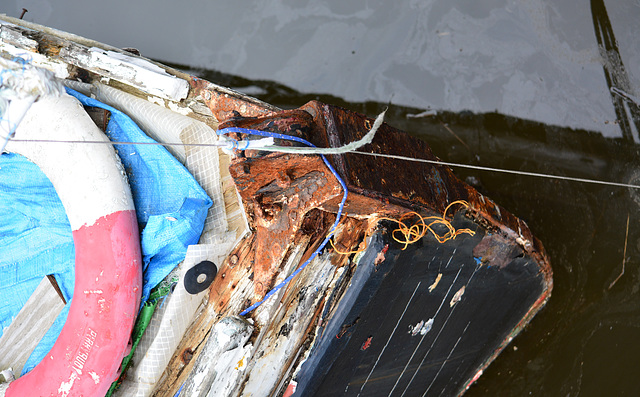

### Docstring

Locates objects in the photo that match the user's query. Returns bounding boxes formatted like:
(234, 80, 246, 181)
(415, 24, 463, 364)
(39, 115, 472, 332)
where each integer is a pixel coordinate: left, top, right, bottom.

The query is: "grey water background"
(2, 0, 640, 395)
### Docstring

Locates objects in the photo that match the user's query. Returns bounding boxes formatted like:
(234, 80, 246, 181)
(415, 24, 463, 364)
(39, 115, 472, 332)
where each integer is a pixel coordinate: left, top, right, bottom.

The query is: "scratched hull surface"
(293, 216, 546, 396)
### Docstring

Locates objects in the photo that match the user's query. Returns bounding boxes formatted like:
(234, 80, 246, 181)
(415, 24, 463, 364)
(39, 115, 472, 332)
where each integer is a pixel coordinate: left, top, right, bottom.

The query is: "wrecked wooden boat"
(0, 14, 552, 397)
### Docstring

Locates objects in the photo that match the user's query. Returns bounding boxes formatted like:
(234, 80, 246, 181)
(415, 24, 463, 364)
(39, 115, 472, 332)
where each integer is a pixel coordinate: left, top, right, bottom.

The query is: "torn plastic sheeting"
(0, 87, 211, 374)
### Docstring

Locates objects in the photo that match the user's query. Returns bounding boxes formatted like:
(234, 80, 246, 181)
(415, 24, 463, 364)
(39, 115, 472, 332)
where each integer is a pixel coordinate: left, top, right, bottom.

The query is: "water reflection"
(592, 0, 640, 143)
(3, 0, 638, 136)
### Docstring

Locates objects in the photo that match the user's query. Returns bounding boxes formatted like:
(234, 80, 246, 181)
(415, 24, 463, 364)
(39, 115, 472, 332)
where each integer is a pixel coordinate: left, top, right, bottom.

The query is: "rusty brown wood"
(217, 105, 424, 302)
(216, 98, 550, 281)
(191, 78, 279, 122)
(326, 216, 367, 257)
(229, 153, 343, 300)
(318, 190, 412, 220)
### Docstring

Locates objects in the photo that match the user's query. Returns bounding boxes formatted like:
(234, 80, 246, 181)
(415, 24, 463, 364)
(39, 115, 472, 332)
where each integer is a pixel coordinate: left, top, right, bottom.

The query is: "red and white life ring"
(3, 93, 142, 396)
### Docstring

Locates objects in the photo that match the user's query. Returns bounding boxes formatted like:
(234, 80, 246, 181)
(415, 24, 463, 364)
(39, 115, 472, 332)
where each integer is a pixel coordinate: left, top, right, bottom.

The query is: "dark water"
(3, 0, 640, 395)
(182, 43, 640, 395)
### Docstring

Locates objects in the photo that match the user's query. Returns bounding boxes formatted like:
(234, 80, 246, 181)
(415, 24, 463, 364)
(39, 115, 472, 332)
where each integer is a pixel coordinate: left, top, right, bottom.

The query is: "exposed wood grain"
(151, 233, 256, 396)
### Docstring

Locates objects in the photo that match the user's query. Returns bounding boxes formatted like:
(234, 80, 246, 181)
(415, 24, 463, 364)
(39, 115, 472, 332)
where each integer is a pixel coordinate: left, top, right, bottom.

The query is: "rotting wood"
(233, 212, 337, 396)
(218, 106, 417, 301)
(59, 42, 189, 101)
(0, 24, 38, 51)
(328, 217, 366, 258)
(272, 224, 359, 396)
(191, 78, 278, 123)
(229, 153, 342, 300)
(0, 16, 221, 128)
(153, 209, 359, 397)
(179, 316, 254, 397)
(0, 20, 188, 101)
(151, 234, 256, 397)
(212, 98, 547, 274)
(238, 256, 337, 396)
(150, 191, 254, 396)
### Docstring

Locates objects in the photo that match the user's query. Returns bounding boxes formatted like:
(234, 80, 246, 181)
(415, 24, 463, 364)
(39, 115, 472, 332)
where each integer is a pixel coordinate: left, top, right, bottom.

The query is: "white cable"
(241, 109, 386, 154)
(353, 151, 640, 189)
(7, 104, 637, 190)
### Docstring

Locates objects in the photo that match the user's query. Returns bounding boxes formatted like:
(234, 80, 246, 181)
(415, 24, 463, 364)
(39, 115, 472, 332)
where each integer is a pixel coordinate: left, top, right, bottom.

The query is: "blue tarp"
(0, 88, 212, 374)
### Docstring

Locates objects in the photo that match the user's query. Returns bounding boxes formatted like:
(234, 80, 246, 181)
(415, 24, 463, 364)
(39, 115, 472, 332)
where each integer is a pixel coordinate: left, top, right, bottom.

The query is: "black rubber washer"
(184, 260, 217, 295)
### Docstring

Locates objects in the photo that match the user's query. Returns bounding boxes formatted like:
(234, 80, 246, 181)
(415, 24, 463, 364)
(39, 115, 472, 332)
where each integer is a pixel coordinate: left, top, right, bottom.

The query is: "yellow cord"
(378, 200, 475, 250)
(329, 237, 367, 255)
(330, 200, 475, 255)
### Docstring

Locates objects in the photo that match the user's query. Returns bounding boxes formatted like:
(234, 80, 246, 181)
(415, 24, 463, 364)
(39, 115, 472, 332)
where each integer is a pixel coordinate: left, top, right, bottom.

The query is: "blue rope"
(216, 127, 348, 316)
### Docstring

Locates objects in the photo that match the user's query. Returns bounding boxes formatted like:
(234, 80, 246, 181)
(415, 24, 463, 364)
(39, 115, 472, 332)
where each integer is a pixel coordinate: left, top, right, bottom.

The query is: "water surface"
(3, 0, 639, 135)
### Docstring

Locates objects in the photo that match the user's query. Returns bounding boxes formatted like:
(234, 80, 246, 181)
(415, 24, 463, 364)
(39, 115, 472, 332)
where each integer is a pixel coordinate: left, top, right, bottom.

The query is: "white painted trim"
(59, 45, 189, 101)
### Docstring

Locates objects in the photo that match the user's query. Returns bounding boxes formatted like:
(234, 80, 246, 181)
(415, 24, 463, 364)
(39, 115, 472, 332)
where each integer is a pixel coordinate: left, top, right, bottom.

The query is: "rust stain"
(211, 236, 256, 313)
(336, 317, 359, 339)
(473, 232, 523, 269)
(360, 336, 373, 351)
(191, 78, 278, 122)
(229, 153, 342, 300)
(373, 251, 386, 266)
(329, 217, 366, 259)
(372, 244, 389, 267)
(181, 348, 194, 364)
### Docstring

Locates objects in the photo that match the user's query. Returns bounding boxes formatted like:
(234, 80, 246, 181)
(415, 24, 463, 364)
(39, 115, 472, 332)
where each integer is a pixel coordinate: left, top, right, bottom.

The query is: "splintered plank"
(150, 233, 256, 397)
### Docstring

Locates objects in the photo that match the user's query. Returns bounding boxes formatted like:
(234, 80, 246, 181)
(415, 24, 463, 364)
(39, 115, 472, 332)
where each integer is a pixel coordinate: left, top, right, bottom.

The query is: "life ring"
(3, 93, 142, 396)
